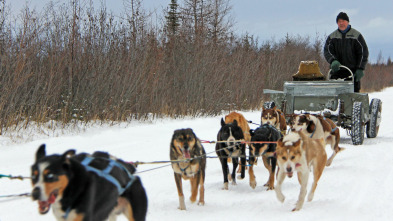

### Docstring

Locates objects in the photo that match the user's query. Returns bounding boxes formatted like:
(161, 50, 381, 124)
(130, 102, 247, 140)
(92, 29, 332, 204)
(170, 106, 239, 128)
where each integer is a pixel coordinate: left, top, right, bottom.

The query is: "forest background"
(0, 0, 392, 134)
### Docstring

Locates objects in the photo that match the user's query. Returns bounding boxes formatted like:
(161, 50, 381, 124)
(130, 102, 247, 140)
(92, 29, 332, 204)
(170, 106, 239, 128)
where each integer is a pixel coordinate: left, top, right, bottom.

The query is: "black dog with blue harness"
(31, 145, 148, 221)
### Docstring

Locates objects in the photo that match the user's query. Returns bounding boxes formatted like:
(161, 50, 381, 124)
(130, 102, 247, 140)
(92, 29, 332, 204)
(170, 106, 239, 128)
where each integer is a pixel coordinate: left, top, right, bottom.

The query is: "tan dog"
(225, 112, 251, 143)
(290, 114, 344, 166)
(225, 112, 251, 173)
(170, 128, 206, 210)
(275, 130, 327, 211)
(261, 107, 287, 134)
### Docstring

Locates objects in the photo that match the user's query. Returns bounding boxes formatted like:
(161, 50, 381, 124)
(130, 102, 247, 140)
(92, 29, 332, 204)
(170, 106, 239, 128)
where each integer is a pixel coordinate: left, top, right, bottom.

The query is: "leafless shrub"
(0, 0, 391, 133)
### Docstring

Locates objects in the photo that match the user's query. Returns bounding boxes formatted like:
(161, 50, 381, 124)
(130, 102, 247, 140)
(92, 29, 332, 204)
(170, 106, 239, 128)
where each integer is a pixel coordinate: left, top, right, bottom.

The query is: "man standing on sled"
(324, 12, 369, 92)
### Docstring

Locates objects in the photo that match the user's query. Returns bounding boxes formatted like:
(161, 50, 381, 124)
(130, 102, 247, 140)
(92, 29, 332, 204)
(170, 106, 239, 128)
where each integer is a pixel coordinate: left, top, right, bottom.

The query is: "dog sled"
(263, 61, 382, 145)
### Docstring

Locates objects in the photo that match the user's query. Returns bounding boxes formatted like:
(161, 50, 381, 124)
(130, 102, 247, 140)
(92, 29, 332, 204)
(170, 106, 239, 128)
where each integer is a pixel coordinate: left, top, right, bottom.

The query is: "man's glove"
(330, 60, 341, 73)
(354, 69, 364, 81)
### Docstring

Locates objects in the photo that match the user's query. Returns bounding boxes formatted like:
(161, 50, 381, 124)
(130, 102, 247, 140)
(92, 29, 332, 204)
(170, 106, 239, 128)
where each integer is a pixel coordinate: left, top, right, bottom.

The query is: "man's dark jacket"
(324, 27, 369, 72)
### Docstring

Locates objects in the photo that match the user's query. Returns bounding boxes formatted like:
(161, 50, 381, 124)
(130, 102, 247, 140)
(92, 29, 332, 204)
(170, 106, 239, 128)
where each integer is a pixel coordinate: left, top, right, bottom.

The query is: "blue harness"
(63, 156, 136, 219)
(80, 156, 136, 195)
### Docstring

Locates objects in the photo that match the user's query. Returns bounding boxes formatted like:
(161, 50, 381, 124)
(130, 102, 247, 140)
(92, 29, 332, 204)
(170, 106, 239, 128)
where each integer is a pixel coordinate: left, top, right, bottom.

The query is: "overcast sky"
(9, 0, 393, 63)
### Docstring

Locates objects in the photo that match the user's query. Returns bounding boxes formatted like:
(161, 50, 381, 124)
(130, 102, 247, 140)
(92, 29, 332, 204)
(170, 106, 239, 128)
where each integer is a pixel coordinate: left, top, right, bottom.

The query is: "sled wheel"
(263, 101, 276, 109)
(351, 102, 364, 145)
(366, 98, 382, 138)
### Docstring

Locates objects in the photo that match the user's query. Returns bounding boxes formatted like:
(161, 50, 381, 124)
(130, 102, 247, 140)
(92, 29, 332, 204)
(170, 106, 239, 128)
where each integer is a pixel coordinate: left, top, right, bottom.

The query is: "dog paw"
(222, 182, 229, 190)
(264, 183, 274, 190)
(250, 181, 257, 189)
(237, 175, 244, 180)
(178, 196, 186, 210)
(178, 206, 187, 210)
(197, 201, 205, 206)
(190, 196, 197, 203)
(292, 204, 303, 211)
(231, 180, 237, 186)
(293, 201, 304, 211)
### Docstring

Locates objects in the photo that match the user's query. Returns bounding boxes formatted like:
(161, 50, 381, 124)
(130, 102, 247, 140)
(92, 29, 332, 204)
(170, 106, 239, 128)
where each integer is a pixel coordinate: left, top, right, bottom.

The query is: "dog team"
(30, 105, 344, 220)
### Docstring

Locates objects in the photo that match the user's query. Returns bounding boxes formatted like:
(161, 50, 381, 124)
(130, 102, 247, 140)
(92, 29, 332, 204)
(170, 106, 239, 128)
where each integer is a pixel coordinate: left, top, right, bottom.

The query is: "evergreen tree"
(166, 0, 180, 35)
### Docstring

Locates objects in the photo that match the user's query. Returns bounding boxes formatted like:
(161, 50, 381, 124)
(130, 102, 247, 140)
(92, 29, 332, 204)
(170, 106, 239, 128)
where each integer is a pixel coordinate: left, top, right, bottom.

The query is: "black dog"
(31, 144, 148, 221)
(248, 124, 281, 190)
(216, 118, 246, 190)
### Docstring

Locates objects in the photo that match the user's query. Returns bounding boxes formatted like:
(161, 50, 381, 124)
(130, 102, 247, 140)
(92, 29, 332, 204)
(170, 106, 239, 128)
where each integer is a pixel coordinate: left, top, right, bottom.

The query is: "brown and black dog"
(261, 107, 287, 135)
(225, 112, 251, 173)
(31, 145, 148, 221)
(275, 130, 327, 211)
(290, 114, 344, 166)
(248, 124, 281, 190)
(170, 128, 206, 210)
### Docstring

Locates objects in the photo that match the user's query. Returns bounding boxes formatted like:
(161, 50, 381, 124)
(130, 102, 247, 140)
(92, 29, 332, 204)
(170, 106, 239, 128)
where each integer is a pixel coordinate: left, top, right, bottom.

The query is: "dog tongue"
(184, 150, 191, 159)
(38, 192, 56, 214)
(38, 201, 50, 214)
(48, 192, 57, 204)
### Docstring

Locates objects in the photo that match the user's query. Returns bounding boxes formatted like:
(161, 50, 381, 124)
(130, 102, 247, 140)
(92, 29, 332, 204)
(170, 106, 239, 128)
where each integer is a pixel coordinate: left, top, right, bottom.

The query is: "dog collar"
(310, 127, 316, 138)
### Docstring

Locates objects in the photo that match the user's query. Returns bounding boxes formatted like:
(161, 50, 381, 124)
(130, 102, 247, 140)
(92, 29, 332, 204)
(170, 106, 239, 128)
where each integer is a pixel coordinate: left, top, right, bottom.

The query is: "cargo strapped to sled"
(81, 157, 136, 195)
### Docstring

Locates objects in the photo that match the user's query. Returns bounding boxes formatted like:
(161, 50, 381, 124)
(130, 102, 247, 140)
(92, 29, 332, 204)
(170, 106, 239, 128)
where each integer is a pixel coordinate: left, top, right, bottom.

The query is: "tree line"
(0, 0, 392, 133)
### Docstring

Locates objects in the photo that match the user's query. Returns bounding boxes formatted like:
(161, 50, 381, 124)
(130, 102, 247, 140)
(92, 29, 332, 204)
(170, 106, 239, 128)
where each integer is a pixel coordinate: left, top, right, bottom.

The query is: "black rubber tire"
(366, 98, 382, 138)
(351, 102, 364, 145)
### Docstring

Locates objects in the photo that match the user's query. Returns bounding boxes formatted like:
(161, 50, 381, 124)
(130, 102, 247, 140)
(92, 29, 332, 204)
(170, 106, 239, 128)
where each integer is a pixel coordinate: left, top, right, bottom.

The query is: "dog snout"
(227, 137, 236, 146)
(286, 167, 292, 173)
(32, 187, 41, 200)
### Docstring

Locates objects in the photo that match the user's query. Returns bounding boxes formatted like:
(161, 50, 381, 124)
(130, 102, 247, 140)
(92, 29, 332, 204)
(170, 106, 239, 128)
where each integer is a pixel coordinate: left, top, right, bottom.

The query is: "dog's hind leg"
(197, 175, 205, 206)
(174, 173, 186, 210)
(248, 156, 257, 189)
(326, 135, 344, 167)
(263, 156, 276, 190)
(308, 160, 326, 202)
(239, 145, 246, 180)
(262, 156, 274, 190)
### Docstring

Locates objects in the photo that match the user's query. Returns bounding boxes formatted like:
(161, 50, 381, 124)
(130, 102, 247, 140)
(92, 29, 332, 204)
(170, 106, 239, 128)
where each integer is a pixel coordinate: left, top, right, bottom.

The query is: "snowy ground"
(1, 88, 393, 221)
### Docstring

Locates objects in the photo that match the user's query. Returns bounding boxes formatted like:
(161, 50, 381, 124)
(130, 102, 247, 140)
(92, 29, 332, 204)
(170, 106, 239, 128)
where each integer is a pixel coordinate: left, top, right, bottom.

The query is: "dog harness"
(81, 156, 136, 195)
(63, 157, 137, 220)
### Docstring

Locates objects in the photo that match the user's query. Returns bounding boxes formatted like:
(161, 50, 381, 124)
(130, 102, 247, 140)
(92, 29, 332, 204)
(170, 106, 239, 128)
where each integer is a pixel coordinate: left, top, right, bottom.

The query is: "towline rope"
(0, 192, 31, 199)
(200, 140, 278, 144)
(1, 139, 277, 178)
(0, 174, 31, 180)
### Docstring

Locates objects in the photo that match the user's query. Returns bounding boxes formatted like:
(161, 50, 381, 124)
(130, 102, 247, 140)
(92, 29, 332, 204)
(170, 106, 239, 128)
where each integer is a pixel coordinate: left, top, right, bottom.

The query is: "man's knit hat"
(336, 12, 349, 23)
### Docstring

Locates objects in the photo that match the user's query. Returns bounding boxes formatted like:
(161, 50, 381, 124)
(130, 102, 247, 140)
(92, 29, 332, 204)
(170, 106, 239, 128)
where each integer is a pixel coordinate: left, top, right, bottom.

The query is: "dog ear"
(293, 139, 301, 148)
(249, 129, 255, 136)
(61, 149, 76, 164)
(36, 144, 46, 161)
(233, 119, 238, 127)
(220, 118, 225, 127)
